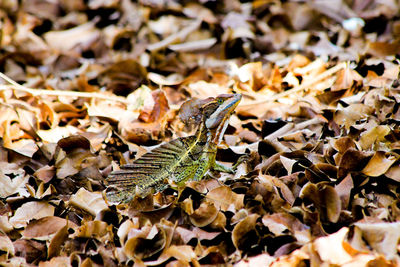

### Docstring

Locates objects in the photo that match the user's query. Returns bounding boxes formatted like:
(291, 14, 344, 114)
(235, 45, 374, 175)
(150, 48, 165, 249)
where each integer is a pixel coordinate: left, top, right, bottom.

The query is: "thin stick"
(240, 62, 347, 106)
(0, 71, 130, 104)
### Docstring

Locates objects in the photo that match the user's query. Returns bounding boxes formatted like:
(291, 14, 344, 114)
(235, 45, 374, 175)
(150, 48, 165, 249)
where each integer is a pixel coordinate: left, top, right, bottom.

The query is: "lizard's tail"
(105, 170, 140, 204)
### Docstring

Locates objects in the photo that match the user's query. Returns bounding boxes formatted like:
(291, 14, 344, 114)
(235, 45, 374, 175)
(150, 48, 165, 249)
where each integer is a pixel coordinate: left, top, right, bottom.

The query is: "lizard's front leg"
(192, 159, 211, 181)
(212, 162, 234, 173)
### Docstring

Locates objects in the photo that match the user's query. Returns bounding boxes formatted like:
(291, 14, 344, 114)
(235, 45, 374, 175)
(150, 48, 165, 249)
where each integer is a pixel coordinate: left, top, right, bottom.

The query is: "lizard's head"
(202, 94, 241, 143)
(203, 94, 242, 129)
(179, 93, 241, 142)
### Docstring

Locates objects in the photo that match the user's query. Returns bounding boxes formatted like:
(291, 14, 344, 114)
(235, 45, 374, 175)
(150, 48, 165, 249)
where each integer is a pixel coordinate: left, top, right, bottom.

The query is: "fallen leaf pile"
(0, 0, 399, 266)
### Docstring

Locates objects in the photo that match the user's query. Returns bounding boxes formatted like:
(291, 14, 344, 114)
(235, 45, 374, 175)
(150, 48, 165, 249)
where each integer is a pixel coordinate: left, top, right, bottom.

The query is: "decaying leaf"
(189, 200, 218, 227)
(314, 228, 354, 265)
(124, 224, 167, 260)
(22, 216, 77, 240)
(206, 186, 244, 212)
(71, 220, 113, 242)
(361, 151, 397, 177)
(0, 167, 29, 198)
(10, 201, 55, 228)
(0, 234, 14, 260)
(68, 188, 108, 216)
(300, 182, 341, 223)
(351, 222, 400, 261)
(232, 214, 259, 251)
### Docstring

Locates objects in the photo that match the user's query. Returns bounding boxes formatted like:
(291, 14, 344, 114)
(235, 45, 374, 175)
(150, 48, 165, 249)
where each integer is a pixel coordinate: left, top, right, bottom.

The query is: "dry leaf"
(300, 183, 341, 223)
(314, 228, 353, 265)
(22, 216, 77, 240)
(206, 186, 244, 212)
(68, 188, 108, 216)
(361, 151, 397, 177)
(10, 201, 55, 228)
(352, 222, 400, 260)
(232, 214, 259, 251)
(189, 200, 218, 227)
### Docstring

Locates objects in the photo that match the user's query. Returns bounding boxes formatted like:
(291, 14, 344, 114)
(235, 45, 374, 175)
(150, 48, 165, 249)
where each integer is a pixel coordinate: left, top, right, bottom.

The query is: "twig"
(0, 71, 130, 104)
(240, 62, 347, 106)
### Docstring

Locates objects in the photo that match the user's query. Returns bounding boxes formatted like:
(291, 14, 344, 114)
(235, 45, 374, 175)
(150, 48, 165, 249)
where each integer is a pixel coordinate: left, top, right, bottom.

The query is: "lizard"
(105, 93, 242, 203)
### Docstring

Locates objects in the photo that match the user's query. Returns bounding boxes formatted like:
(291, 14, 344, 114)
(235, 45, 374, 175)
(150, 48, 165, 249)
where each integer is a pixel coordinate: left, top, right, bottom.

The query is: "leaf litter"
(0, 0, 399, 266)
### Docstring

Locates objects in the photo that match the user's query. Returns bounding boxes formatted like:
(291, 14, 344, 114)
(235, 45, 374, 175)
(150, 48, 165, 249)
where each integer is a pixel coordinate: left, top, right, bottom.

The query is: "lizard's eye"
(217, 98, 224, 104)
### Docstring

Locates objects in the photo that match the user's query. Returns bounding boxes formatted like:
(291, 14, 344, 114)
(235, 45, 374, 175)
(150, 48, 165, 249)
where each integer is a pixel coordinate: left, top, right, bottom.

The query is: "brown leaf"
(13, 239, 46, 264)
(124, 224, 167, 260)
(10, 201, 55, 228)
(209, 212, 227, 231)
(148, 72, 184, 86)
(100, 59, 147, 95)
(164, 245, 197, 264)
(257, 175, 295, 207)
(71, 220, 113, 242)
(68, 188, 108, 216)
(55, 135, 96, 179)
(338, 148, 371, 178)
(57, 135, 91, 152)
(300, 183, 341, 223)
(189, 200, 218, 227)
(38, 257, 71, 267)
(235, 62, 268, 91)
(359, 125, 391, 150)
(206, 186, 244, 212)
(335, 174, 353, 209)
(235, 253, 274, 267)
(232, 214, 259, 251)
(314, 228, 353, 265)
(120, 89, 170, 144)
(0, 234, 14, 259)
(168, 38, 217, 52)
(33, 165, 56, 183)
(331, 67, 363, 91)
(47, 225, 69, 259)
(44, 22, 102, 54)
(334, 104, 374, 129)
(137, 89, 170, 123)
(0, 164, 29, 198)
(351, 222, 400, 260)
(385, 164, 400, 182)
(361, 151, 397, 177)
(367, 41, 400, 57)
(262, 213, 308, 236)
(22, 216, 77, 240)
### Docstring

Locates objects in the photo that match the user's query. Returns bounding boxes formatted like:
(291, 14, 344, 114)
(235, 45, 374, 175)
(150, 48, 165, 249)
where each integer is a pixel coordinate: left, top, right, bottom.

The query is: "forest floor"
(0, 0, 399, 266)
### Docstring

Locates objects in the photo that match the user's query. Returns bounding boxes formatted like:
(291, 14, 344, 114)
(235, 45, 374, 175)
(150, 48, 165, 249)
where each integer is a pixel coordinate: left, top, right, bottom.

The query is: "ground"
(0, 0, 399, 266)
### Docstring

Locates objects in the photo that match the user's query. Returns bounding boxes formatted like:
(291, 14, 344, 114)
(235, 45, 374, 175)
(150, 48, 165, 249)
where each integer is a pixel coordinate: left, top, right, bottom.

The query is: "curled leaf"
(361, 151, 397, 177)
(68, 188, 108, 216)
(300, 182, 341, 223)
(189, 200, 218, 227)
(232, 214, 259, 251)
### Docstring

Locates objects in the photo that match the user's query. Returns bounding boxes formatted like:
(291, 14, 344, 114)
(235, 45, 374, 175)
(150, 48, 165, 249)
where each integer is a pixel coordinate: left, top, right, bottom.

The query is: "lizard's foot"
(232, 154, 252, 171)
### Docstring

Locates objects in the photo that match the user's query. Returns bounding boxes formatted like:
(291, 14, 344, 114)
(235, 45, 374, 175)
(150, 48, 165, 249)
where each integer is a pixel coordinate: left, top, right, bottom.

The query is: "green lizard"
(105, 93, 242, 203)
